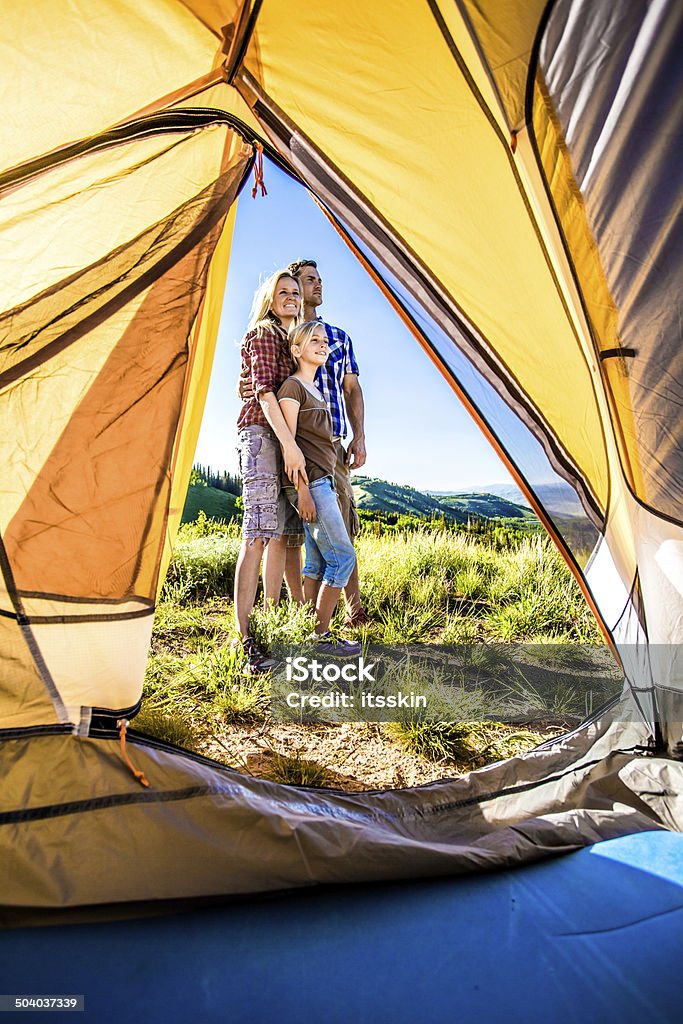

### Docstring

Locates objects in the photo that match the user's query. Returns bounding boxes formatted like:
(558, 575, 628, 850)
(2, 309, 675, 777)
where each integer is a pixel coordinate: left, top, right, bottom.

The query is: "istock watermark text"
(285, 655, 376, 684)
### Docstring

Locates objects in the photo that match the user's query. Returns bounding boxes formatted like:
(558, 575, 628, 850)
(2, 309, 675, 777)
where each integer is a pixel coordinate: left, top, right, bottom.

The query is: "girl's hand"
(298, 488, 317, 523)
(283, 441, 308, 488)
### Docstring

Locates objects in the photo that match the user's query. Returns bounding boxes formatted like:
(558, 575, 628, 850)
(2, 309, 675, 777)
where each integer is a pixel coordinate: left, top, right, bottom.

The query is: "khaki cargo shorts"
(332, 438, 360, 540)
(237, 426, 304, 544)
(237, 426, 285, 541)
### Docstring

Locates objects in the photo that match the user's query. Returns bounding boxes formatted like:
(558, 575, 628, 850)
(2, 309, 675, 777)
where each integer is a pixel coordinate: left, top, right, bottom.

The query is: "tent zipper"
(0, 108, 264, 195)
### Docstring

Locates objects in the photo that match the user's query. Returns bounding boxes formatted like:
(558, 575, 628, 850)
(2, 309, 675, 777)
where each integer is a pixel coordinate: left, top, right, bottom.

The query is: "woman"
(233, 269, 305, 673)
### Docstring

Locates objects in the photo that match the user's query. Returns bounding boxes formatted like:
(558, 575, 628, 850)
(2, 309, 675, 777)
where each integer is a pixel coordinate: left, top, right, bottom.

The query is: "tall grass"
(356, 529, 601, 644)
(162, 512, 241, 602)
(157, 519, 602, 646)
(138, 519, 604, 768)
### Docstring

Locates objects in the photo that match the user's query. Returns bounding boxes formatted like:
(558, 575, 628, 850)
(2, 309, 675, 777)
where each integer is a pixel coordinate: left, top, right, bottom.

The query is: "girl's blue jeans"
(285, 475, 356, 589)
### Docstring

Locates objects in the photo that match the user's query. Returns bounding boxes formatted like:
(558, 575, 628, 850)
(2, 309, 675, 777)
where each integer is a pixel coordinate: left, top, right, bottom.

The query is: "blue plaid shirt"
(313, 320, 360, 439)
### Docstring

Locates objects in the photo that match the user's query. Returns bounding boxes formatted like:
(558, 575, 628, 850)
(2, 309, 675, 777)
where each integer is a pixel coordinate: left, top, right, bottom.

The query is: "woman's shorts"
(237, 426, 283, 541)
(237, 426, 305, 543)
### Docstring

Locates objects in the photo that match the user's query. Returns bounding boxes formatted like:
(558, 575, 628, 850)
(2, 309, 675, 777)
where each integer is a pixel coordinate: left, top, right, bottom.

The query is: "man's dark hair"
(287, 258, 317, 277)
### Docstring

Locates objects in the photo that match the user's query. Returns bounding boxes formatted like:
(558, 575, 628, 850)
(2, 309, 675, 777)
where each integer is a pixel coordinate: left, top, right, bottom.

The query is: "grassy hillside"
(352, 477, 468, 522)
(181, 484, 238, 524)
(436, 492, 538, 521)
(352, 477, 539, 528)
(182, 475, 544, 535)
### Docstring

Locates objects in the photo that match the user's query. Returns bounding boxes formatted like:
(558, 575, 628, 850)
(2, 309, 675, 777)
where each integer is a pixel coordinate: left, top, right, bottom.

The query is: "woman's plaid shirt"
(237, 318, 295, 431)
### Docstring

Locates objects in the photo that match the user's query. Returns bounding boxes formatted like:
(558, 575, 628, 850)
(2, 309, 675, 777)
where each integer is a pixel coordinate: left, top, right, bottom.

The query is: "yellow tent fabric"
(1, 0, 681, 735)
(0, 2, 257, 726)
(1, 0, 682, 921)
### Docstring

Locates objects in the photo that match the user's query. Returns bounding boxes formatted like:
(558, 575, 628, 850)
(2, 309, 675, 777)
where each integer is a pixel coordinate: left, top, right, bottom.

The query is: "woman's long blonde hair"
(248, 269, 301, 331)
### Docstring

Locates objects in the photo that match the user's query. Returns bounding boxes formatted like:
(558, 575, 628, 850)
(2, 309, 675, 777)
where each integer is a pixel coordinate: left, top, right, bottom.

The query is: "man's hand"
(347, 435, 367, 470)
(237, 368, 254, 402)
(283, 441, 308, 489)
(342, 374, 366, 469)
(297, 485, 317, 523)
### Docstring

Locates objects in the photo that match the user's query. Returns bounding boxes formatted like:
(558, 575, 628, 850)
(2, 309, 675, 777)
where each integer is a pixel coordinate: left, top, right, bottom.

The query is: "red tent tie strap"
(117, 720, 150, 788)
(251, 142, 267, 198)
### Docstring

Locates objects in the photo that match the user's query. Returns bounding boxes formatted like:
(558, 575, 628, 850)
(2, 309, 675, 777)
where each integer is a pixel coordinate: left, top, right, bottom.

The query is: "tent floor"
(2, 830, 682, 1024)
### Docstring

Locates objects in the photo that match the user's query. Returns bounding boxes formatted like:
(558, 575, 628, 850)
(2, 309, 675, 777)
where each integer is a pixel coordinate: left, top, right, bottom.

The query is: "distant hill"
(436, 492, 537, 521)
(182, 484, 238, 524)
(438, 481, 586, 518)
(352, 477, 537, 525)
(182, 476, 542, 529)
(352, 477, 466, 522)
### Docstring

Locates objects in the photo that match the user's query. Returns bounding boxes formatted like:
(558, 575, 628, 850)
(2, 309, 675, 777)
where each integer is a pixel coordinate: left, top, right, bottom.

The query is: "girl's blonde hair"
(248, 269, 301, 331)
(288, 320, 326, 362)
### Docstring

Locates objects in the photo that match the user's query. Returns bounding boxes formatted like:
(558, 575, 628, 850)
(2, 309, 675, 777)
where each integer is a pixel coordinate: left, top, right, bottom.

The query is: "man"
(285, 258, 368, 626)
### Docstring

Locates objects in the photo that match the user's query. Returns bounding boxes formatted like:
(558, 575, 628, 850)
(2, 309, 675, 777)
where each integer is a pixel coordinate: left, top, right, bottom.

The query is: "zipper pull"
(117, 719, 150, 788)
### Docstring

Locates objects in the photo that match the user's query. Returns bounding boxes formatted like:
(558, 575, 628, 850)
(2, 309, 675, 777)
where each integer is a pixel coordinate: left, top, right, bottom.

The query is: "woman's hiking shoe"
(343, 607, 371, 629)
(315, 633, 361, 658)
(241, 636, 277, 674)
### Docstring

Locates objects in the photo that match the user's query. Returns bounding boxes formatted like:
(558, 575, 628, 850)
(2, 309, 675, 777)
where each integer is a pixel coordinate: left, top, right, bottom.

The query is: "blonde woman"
(233, 270, 305, 672)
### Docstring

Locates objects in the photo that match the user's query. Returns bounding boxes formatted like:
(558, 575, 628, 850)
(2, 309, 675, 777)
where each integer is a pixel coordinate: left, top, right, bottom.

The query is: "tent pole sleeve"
(222, 0, 263, 85)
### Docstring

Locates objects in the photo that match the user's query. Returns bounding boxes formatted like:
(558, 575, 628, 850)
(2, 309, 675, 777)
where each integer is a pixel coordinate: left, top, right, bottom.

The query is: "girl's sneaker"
(241, 636, 277, 674)
(315, 633, 361, 658)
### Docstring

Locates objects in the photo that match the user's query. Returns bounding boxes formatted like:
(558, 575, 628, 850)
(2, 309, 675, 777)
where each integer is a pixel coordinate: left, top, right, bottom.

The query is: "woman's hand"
(297, 485, 317, 523)
(256, 392, 308, 487)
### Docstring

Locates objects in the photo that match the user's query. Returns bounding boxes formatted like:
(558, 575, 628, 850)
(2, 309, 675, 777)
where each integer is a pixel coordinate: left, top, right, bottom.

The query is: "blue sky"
(195, 160, 513, 492)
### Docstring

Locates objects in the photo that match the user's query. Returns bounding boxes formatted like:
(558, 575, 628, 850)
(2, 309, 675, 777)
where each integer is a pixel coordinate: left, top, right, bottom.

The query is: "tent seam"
(0, 536, 69, 724)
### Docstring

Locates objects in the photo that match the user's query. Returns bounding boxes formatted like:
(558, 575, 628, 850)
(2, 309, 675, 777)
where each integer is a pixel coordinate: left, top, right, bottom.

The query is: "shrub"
(265, 750, 330, 787)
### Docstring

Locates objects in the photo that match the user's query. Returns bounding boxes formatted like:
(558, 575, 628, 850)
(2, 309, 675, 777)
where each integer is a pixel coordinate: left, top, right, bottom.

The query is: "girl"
(277, 321, 360, 656)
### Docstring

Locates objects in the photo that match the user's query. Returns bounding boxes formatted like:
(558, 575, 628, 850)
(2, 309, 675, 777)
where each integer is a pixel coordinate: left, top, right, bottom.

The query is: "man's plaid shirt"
(237, 315, 294, 431)
(314, 320, 360, 439)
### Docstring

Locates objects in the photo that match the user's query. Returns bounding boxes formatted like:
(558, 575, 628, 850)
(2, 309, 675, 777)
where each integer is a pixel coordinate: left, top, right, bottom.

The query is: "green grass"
(137, 518, 606, 773)
(353, 530, 601, 644)
(161, 516, 601, 645)
(162, 515, 241, 602)
(133, 704, 200, 750)
(264, 749, 330, 787)
(391, 719, 546, 767)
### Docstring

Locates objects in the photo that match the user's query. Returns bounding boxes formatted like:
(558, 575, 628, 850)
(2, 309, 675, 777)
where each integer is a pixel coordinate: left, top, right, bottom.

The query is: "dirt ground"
(196, 719, 568, 792)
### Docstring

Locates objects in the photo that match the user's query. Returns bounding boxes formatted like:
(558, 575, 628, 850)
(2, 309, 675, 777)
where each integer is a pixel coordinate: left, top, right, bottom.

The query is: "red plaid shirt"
(237, 316, 295, 430)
